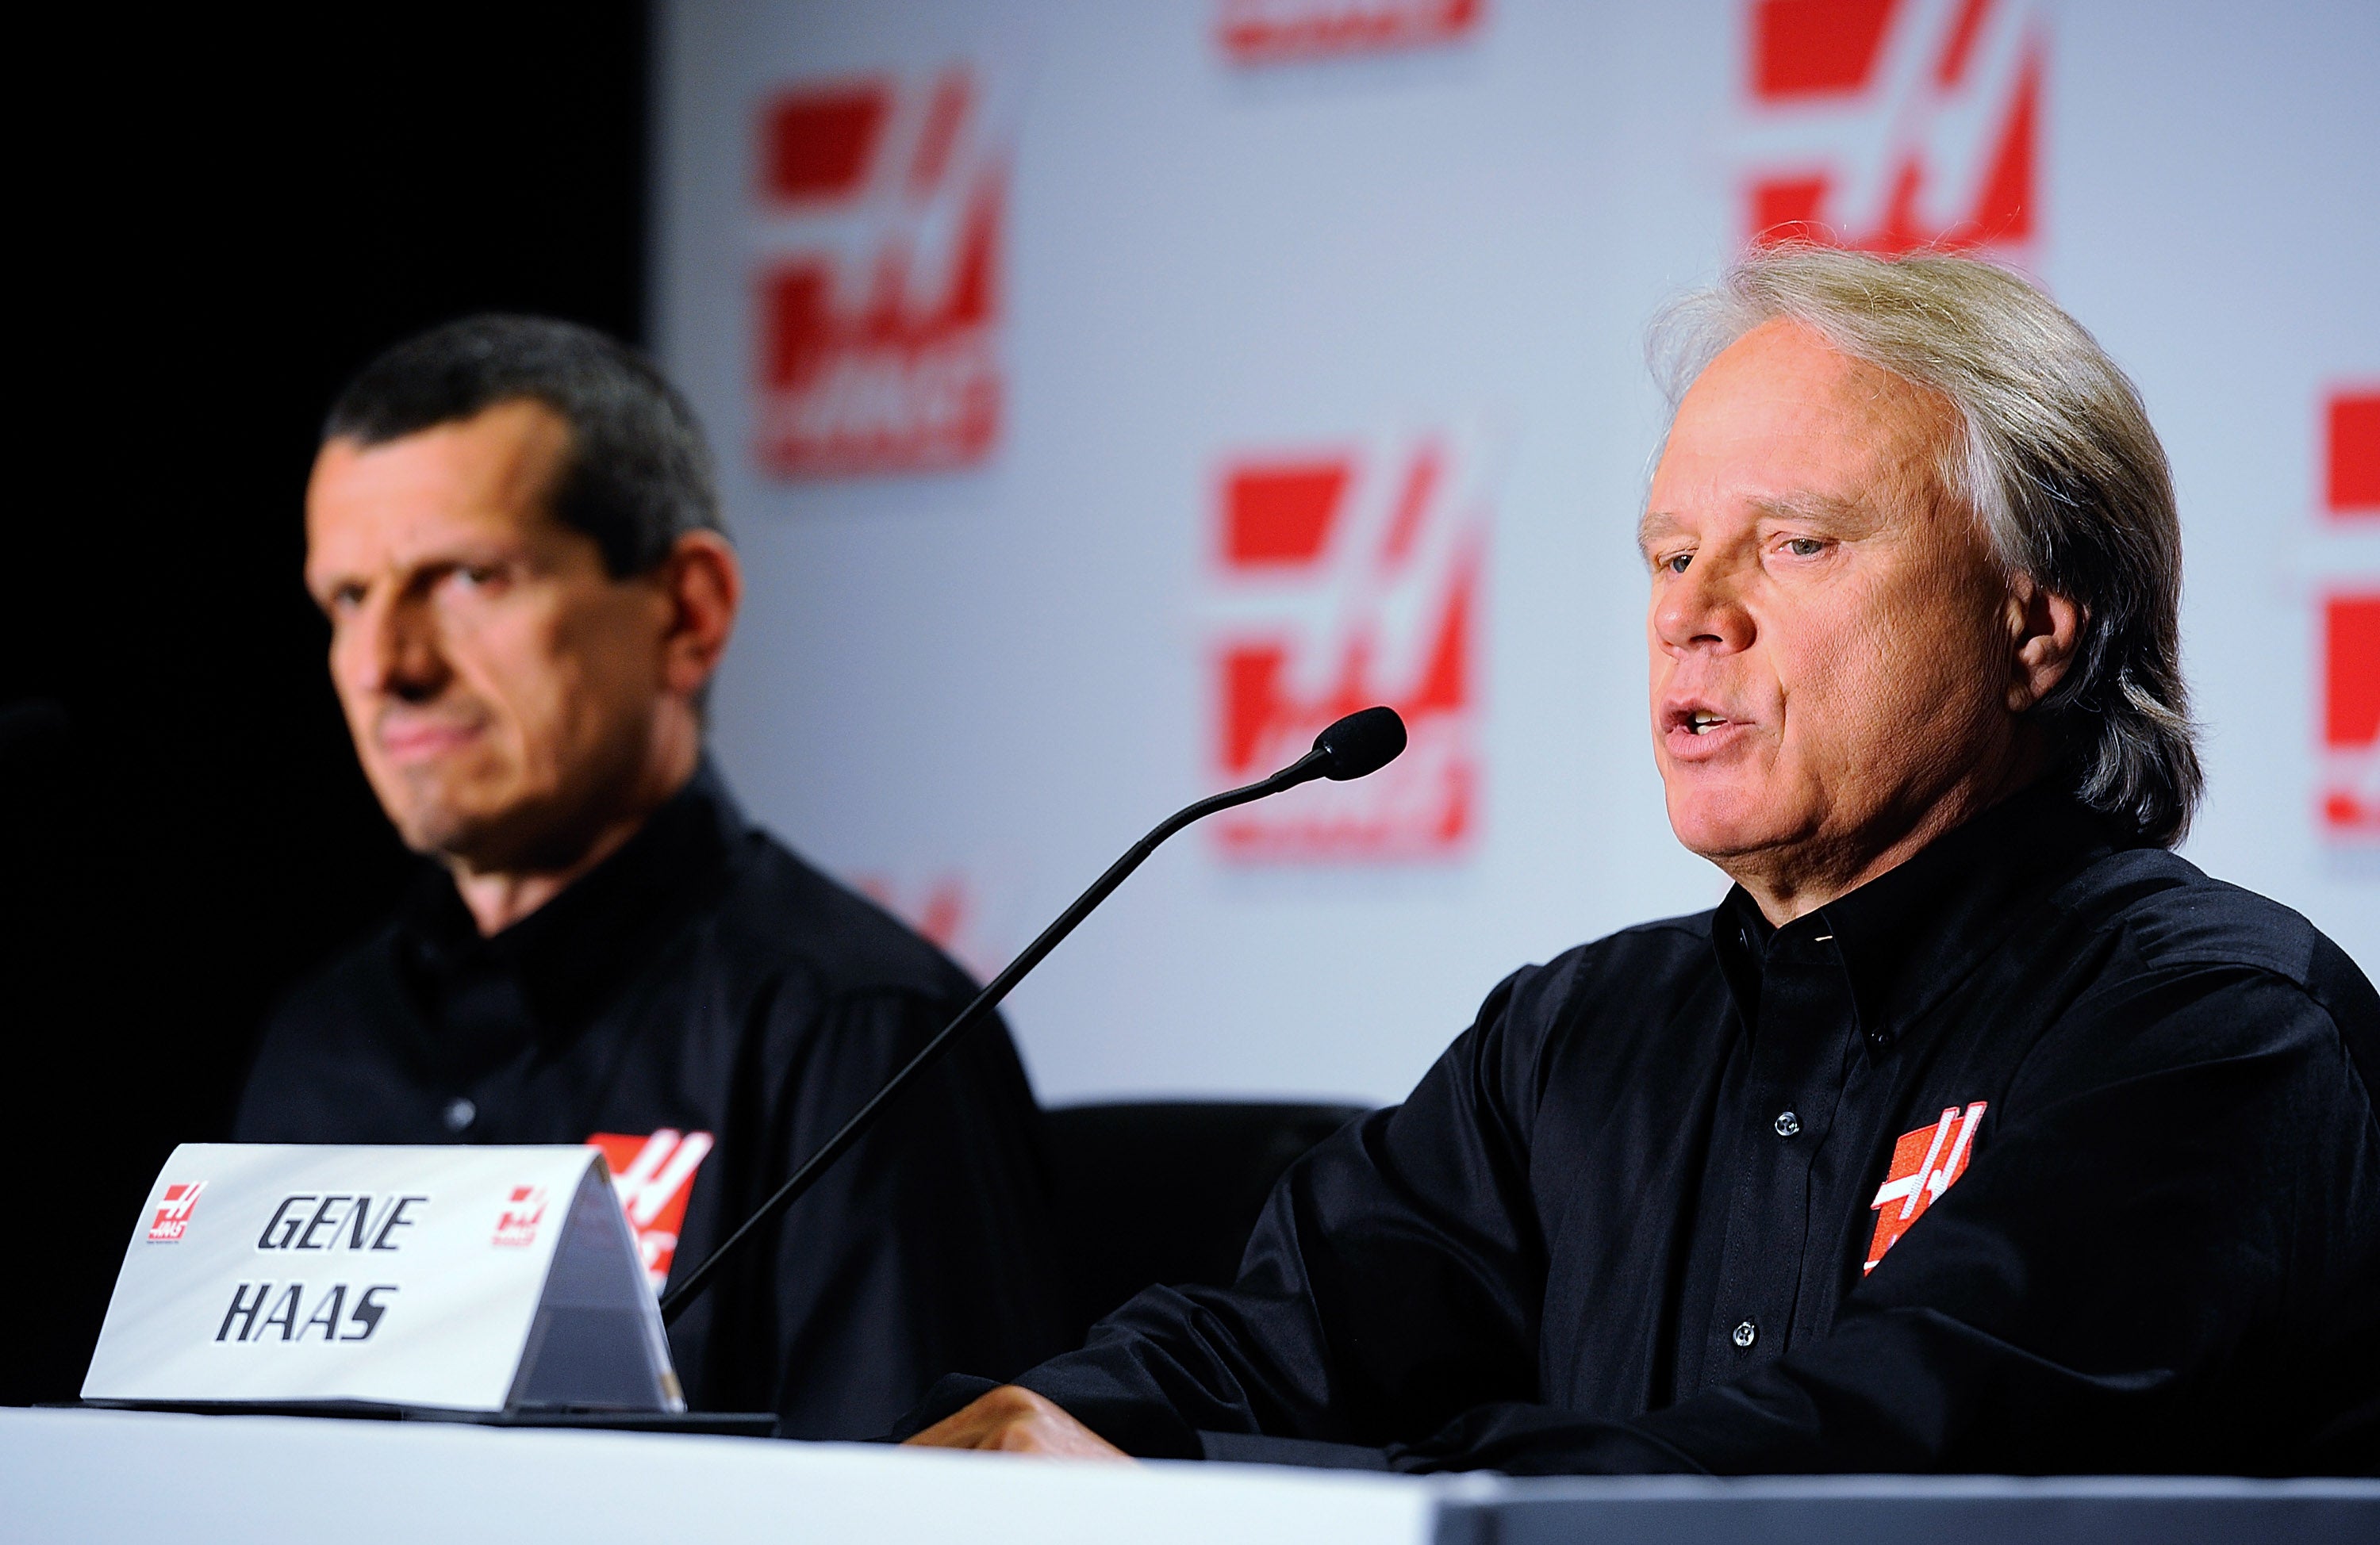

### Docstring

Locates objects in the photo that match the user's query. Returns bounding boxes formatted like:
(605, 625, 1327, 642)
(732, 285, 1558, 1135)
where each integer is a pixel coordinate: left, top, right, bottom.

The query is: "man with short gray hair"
(236, 316, 1072, 1437)
(904, 248, 2379, 1473)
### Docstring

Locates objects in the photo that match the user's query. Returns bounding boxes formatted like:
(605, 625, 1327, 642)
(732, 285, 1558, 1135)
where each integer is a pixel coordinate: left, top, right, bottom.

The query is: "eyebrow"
(1636, 510, 1684, 558)
(1746, 492, 1870, 526)
(1637, 490, 1883, 557)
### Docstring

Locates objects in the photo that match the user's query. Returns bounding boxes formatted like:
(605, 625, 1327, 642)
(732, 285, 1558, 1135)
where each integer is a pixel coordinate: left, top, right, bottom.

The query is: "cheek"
(1774, 589, 1925, 759)
(1889, 562, 2009, 713)
(455, 612, 576, 744)
(1782, 573, 2006, 776)
(534, 600, 662, 749)
(579, 592, 674, 699)
(325, 630, 363, 698)
(326, 631, 382, 722)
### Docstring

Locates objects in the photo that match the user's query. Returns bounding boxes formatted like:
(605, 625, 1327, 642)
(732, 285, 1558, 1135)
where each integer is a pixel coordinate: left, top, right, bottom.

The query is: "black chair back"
(1045, 1099, 1370, 1334)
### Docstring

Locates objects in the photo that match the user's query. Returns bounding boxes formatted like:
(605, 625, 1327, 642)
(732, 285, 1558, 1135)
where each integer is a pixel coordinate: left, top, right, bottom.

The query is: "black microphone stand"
(658, 741, 1349, 1325)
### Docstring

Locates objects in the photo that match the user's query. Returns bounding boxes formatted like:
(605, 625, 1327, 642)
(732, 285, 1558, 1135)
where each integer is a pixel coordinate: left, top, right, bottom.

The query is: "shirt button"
(1732, 1320, 1757, 1349)
(1773, 1110, 1801, 1138)
(443, 1097, 478, 1133)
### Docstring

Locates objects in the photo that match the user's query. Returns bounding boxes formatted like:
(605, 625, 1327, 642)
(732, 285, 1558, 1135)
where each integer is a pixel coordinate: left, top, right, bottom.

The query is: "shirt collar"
(1708, 781, 2125, 1051)
(398, 758, 746, 1039)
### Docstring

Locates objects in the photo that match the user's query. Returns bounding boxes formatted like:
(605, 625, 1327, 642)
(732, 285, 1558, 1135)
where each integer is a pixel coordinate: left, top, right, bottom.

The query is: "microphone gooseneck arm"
(657, 742, 1350, 1325)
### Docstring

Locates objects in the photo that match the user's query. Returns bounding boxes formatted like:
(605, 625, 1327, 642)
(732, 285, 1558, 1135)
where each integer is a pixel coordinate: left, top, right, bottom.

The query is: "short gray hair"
(1647, 244, 2202, 848)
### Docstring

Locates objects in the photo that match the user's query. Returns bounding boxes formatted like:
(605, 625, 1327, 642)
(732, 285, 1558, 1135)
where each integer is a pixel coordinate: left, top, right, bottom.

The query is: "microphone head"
(1312, 707, 1407, 781)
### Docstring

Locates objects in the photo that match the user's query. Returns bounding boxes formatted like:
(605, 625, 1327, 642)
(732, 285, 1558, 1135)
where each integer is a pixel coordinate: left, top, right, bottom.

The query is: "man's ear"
(656, 531, 742, 700)
(2006, 575, 2083, 713)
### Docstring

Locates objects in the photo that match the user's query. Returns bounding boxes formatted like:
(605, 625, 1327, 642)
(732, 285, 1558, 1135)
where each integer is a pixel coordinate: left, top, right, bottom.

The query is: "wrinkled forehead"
(1645, 320, 1962, 526)
(305, 401, 575, 566)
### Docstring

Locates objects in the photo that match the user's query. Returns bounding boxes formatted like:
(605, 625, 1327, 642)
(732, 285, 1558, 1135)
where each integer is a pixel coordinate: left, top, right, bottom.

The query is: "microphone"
(1303, 704, 1407, 783)
(658, 705, 1407, 1323)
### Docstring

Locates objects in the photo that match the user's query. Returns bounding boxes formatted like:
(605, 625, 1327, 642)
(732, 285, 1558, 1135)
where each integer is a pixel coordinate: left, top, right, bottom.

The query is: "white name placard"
(82, 1144, 683, 1413)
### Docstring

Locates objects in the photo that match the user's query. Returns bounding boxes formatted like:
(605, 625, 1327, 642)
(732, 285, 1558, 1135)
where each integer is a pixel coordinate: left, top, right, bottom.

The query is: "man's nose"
(1653, 555, 1753, 654)
(344, 593, 450, 703)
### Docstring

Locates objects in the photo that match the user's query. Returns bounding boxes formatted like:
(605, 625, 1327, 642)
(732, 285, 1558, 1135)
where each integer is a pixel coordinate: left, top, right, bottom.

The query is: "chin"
(385, 777, 521, 862)
(390, 801, 485, 860)
(1663, 781, 1792, 865)
(376, 753, 523, 842)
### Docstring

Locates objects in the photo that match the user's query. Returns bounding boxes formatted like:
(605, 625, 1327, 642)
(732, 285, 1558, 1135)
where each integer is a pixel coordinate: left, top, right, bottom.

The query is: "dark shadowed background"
(2, 3, 649, 1402)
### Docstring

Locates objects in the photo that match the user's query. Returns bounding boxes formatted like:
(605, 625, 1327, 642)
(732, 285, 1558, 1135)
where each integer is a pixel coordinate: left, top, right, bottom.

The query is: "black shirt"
(236, 763, 1073, 1438)
(952, 787, 2380, 1474)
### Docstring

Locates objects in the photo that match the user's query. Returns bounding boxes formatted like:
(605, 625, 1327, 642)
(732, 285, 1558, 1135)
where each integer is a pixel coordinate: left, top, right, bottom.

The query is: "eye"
(1783, 537, 1825, 558)
(1664, 553, 1692, 574)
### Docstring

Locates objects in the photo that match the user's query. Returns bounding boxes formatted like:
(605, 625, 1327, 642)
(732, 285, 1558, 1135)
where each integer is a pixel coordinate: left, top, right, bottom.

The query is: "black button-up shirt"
(235, 763, 1073, 1437)
(965, 786, 2380, 1473)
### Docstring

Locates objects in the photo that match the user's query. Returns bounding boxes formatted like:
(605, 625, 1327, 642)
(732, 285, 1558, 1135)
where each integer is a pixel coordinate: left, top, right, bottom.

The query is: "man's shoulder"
(2068, 846, 2367, 1001)
(1485, 910, 1720, 1032)
(1548, 910, 1719, 979)
(2043, 849, 2380, 1097)
(704, 828, 980, 1008)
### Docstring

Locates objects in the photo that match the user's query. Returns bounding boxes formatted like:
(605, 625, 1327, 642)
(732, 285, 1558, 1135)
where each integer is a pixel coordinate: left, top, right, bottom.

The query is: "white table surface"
(0, 1405, 1461, 1545)
(6, 1406, 2373, 1545)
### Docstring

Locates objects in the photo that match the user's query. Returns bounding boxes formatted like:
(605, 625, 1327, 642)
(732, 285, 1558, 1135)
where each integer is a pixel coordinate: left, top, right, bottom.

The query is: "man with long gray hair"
(904, 247, 2379, 1474)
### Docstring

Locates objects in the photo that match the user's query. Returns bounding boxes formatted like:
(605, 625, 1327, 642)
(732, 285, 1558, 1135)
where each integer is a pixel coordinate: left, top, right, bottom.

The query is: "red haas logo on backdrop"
(754, 64, 1008, 477)
(1207, 432, 1493, 861)
(857, 874, 972, 957)
(2319, 389, 2379, 839)
(1216, 0, 1485, 65)
(1738, 0, 2043, 252)
(855, 872, 1008, 986)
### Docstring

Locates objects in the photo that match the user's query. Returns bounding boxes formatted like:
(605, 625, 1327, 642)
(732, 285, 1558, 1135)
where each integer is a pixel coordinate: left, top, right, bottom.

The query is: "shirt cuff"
(880, 1372, 1005, 1442)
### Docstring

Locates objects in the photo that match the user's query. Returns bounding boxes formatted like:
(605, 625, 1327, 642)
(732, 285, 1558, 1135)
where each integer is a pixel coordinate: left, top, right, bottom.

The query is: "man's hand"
(902, 1385, 1132, 1461)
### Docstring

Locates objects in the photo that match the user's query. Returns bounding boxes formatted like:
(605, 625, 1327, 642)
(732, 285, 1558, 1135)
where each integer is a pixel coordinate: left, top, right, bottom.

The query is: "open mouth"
(1662, 702, 1747, 749)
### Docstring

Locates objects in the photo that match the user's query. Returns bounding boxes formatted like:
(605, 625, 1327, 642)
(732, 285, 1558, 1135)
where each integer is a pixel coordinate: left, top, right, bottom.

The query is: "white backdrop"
(654, 0, 2378, 1108)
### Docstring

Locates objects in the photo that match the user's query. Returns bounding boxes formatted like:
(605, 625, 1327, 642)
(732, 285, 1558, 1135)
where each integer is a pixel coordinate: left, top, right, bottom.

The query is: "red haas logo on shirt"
(1866, 1101, 1986, 1271)
(146, 1182, 204, 1242)
(2319, 389, 2379, 839)
(1206, 431, 1494, 861)
(588, 1129, 716, 1292)
(1737, 0, 2043, 253)
(754, 63, 1013, 477)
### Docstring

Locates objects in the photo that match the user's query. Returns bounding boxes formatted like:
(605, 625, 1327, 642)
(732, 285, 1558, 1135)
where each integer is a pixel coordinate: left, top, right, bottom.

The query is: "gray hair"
(1646, 244, 2202, 848)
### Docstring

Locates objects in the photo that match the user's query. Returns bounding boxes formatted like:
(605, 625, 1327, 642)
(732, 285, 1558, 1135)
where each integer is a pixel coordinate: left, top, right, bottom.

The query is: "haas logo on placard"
(753, 62, 1014, 477)
(1736, 0, 2044, 251)
(492, 1186, 547, 1248)
(588, 1130, 715, 1292)
(2318, 389, 2379, 840)
(1205, 431, 1494, 861)
(146, 1182, 204, 1243)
